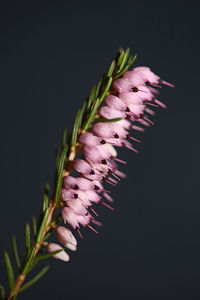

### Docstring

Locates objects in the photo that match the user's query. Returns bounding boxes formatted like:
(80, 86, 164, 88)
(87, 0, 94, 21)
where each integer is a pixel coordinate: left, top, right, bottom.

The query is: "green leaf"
(32, 217, 37, 237)
(82, 98, 100, 131)
(117, 50, 125, 68)
(54, 145, 68, 204)
(87, 85, 96, 110)
(55, 147, 60, 172)
(42, 184, 49, 213)
(118, 47, 130, 73)
(94, 117, 122, 123)
(107, 60, 116, 77)
(12, 235, 21, 271)
(36, 208, 50, 244)
(4, 252, 15, 289)
(115, 54, 137, 79)
(19, 265, 50, 293)
(95, 77, 103, 98)
(79, 100, 87, 128)
(0, 285, 5, 300)
(71, 101, 87, 146)
(35, 249, 63, 263)
(25, 224, 31, 256)
(62, 128, 67, 147)
(99, 77, 113, 104)
(71, 109, 81, 146)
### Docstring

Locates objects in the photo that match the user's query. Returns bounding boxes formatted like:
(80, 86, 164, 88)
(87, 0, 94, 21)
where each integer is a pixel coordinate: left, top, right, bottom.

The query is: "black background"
(0, 1, 200, 299)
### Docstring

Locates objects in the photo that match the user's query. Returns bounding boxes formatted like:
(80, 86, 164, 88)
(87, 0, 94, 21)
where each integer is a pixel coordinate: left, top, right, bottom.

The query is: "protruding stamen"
(132, 125, 145, 132)
(161, 80, 175, 88)
(91, 219, 103, 227)
(151, 83, 162, 88)
(103, 192, 114, 203)
(154, 99, 167, 109)
(90, 207, 99, 216)
(105, 180, 116, 187)
(144, 116, 155, 125)
(129, 136, 141, 143)
(108, 177, 118, 184)
(88, 225, 98, 234)
(114, 158, 127, 164)
(77, 228, 83, 239)
(125, 144, 138, 153)
(101, 201, 114, 211)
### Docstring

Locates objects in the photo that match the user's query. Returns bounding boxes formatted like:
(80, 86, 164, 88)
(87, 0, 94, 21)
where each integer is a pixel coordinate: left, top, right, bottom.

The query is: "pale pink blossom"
(56, 226, 77, 251)
(57, 64, 173, 243)
(112, 78, 132, 92)
(47, 243, 70, 262)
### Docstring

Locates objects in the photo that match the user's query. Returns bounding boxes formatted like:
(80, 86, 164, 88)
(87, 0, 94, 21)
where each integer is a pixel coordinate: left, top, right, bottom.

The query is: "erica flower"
(58, 66, 173, 241)
(47, 243, 70, 262)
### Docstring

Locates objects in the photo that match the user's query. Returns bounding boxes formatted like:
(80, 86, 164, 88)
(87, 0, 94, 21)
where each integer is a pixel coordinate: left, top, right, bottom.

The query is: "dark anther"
(122, 142, 126, 147)
(114, 133, 119, 138)
(125, 107, 130, 112)
(74, 194, 78, 199)
(107, 169, 112, 174)
(90, 170, 95, 175)
(140, 113, 145, 118)
(126, 114, 131, 120)
(145, 81, 151, 86)
(74, 184, 79, 190)
(132, 87, 138, 92)
(100, 139, 106, 144)
(101, 159, 107, 165)
(126, 133, 131, 138)
(94, 185, 100, 190)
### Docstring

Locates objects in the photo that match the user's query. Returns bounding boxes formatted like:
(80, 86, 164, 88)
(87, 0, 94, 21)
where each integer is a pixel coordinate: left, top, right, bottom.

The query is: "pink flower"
(57, 64, 173, 244)
(105, 95, 127, 111)
(56, 226, 77, 251)
(73, 159, 94, 175)
(112, 78, 132, 92)
(99, 106, 126, 119)
(47, 243, 70, 262)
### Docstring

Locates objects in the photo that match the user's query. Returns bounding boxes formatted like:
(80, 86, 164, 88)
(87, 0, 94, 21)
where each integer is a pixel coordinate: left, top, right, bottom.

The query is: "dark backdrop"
(0, 1, 200, 299)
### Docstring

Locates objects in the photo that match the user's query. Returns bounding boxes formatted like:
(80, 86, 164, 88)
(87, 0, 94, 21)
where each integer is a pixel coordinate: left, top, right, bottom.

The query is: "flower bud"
(56, 226, 77, 251)
(47, 243, 70, 262)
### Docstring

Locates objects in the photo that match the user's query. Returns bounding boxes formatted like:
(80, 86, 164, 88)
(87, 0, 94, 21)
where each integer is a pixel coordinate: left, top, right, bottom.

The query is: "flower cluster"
(48, 66, 173, 261)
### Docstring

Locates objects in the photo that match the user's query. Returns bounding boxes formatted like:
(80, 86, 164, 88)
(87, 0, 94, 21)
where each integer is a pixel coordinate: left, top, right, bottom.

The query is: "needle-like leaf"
(87, 85, 96, 110)
(36, 208, 50, 244)
(83, 98, 100, 131)
(25, 224, 31, 256)
(42, 184, 49, 213)
(0, 285, 5, 300)
(35, 249, 63, 263)
(12, 235, 21, 271)
(4, 252, 15, 289)
(107, 60, 116, 77)
(32, 216, 37, 237)
(54, 145, 68, 204)
(62, 128, 67, 147)
(99, 77, 113, 104)
(19, 266, 50, 293)
(117, 47, 130, 73)
(117, 49, 125, 68)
